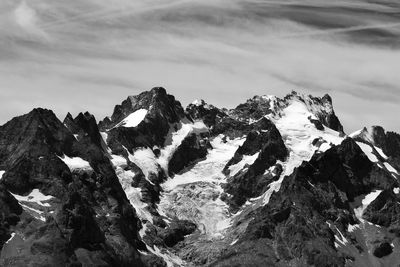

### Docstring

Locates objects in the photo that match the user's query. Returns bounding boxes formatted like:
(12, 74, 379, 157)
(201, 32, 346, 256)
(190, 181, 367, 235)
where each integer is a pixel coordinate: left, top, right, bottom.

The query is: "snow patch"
(349, 129, 363, 138)
(230, 239, 239, 246)
(191, 99, 203, 106)
(228, 153, 259, 176)
(318, 142, 332, 152)
(158, 121, 208, 172)
(100, 132, 108, 144)
(111, 154, 128, 168)
(326, 222, 349, 248)
(356, 142, 378, 163)
(10, 188, 53, 221)
(354, 190, 382, 222)
(20, 203, 46, 221)
(115, 109, 147, 128)
(384, 162, 398, 174)
(5, 233, 16, 244)
(375, 146, 388, 160)
(11, 189, 54, 207)
(349, 127, 375, 144)
(58, 155, 93, 172)
(146, 245, 185, 267)
(348, 224, 361, 232)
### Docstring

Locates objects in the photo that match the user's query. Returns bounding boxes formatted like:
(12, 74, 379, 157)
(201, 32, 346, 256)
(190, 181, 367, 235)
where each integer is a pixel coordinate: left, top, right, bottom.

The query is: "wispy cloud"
(0, 0, 399, 132)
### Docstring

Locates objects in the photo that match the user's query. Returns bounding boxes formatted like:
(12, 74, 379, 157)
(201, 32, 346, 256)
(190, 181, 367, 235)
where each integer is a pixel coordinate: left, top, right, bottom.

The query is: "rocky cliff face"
(0, 88, 398, 267)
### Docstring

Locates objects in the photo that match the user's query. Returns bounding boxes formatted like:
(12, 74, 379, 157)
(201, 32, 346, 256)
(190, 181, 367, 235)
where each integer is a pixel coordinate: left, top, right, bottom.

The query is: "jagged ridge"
(0, 87, 399, 267)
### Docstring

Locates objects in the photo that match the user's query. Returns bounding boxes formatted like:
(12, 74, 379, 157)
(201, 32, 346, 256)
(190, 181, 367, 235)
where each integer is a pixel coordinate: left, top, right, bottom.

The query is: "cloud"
(0, 0, 399, 133)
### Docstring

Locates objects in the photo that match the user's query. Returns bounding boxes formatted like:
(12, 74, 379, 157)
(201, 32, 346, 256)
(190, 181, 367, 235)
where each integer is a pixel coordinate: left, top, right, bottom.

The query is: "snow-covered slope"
(115, 108, 148, 128)
(260, 97, 344, 205)
(159, 135, 245, 238)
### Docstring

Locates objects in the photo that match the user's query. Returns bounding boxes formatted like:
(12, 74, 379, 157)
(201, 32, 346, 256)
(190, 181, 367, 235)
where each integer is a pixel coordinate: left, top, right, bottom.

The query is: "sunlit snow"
(58, 154, 93, 172)
(228, 153, 259, 177)
(159, 121, 208, 172)
(128, 120, 208, 184)
(146, 245, 185, 267)
(191, 99, 202, 106)
(159, 135, 245, 237)
(356, 142, 379, 163)
(5, 233, 16, 244)
(162, 135, 244, 190)
(375, 146, 388, 160)
(349, 127, 375, 144)
(326, 221, 349, 248)
(110, 154, 128, 168)
(115, 109, 148, 128)
(11, 189, 54, 207)
(354, 190, 382, 222)
(262, 98, 343, 205)
(11, 189, 54, 222)
(384, 162, 399, 175)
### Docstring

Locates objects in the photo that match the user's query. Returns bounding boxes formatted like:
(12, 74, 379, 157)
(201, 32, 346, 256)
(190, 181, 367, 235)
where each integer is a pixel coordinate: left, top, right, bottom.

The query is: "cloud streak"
(0, 0, 399, 133)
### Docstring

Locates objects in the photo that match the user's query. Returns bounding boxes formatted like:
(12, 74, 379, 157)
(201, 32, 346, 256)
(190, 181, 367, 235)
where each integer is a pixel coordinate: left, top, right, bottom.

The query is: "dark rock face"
(64, 111, 107, 153)
(378, 130, 400, 169)
(0, 108, 76, 195)
(373, 242, 393, 258)
(308, 116, 325, 130)
(223, 119, 288, 208)
(230, 95, 276, 122)
(306, 138, 395, 201)
(0, 184, 22, 249)
(304, 93, 344, 133)
(161, 220, 197, 247)
(168, 133, 210, 176)
(363, 190, 400, 230)
(100, 87, 187, 153)
(211, 117, 254, 138)
(213, 137, 399, 266)
(186, 100, 252, 139)
(100, 87, 185, 130)
(224, 118, 283, 171)
(0, 108, 75, 168)
(214, 167, 349, 266)
(186, 100, 227, 128)
(0, 108, 156, 266)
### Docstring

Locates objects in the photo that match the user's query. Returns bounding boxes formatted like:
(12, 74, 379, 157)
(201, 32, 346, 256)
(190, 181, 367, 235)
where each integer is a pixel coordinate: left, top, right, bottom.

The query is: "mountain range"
(0, 87, 399, 267)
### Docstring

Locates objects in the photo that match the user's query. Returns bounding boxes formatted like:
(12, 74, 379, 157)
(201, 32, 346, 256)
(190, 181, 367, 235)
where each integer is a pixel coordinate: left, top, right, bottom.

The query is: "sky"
(0, 0, 399, 133)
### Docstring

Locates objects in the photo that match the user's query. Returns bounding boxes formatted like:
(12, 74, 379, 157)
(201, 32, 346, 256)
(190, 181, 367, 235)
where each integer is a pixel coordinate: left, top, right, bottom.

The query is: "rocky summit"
(0, 87, 399, 267)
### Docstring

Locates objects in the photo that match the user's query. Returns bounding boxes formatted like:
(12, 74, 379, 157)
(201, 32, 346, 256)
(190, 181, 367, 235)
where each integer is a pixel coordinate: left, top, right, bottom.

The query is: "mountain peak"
(230, 91, 343, 132)
(99, 87, 185, 131)
(191, 99, 206, 106)
(0, 107, 76, 181)
(350, 125, 386, 145)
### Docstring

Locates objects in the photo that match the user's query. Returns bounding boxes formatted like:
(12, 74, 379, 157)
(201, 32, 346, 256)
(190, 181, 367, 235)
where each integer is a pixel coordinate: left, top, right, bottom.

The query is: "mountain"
(0, 88, 399, 267)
